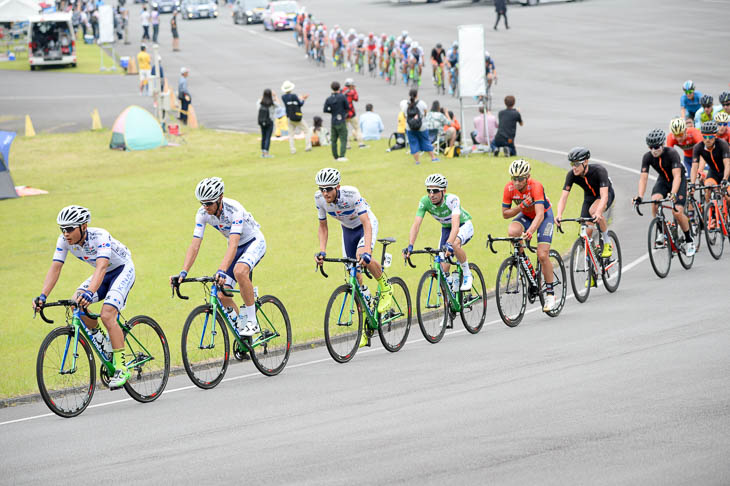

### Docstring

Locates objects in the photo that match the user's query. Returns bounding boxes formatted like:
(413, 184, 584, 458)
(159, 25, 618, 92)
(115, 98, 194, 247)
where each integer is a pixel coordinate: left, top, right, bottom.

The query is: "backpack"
(258, 104, 272, 127)
(285, 98, 303, 122)
(406, 102, 422, 131)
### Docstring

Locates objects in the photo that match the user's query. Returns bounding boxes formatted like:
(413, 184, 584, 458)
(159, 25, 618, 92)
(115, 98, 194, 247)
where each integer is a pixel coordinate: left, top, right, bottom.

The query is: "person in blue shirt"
(680, 80, 702, 120)
(359, 103, 384, 141)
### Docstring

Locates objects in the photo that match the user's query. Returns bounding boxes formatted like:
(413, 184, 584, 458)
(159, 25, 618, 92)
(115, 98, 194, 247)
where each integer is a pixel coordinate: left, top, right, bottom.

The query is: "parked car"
(180, 0, 218, 19)
(233, 0, 267, 24)
(512, 0, 582, 5)
(262, 0, 298, 31)
(152, 0, 180, 13)
(28, 13, 76, 70)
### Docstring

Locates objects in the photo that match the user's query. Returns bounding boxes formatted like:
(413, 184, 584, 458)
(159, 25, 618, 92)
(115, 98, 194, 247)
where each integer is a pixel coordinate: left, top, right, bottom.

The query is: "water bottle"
(361, 285, 372, 305)
(91, 328, 112, 357)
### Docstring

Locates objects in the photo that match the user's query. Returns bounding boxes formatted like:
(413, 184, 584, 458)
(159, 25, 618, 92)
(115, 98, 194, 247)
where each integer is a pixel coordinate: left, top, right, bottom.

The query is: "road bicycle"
(387, 55, 397, 85)
(634, 197, 695, 277)
(367, 52, 377, 77)
(406, 247, 487, 343)
(433, 64, 445, 95)
(35, 300, 170, 418)
(686, 182, 705, 253)
(487, 234, 567, 327)
(172, 276, 291, 387)
(700, 183, 730, 259)
(315, 42, 326, 67)
(318, 238, 411, 363)
(408, 64, 421, 87)
(354, 50, 365, 74)
(558, 218, 622, 303)
(333, 45, 345, 70)
(448, 65, 458, 97)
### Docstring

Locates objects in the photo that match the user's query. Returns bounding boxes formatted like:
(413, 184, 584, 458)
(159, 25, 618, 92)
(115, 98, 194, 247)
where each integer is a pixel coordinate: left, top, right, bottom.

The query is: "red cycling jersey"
(502, 178, 551, 220)
(667, 127, 702, 157)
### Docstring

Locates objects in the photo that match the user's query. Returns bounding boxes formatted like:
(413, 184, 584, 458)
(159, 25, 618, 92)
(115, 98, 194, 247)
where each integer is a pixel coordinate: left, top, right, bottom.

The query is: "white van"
(28, 13, 76, 70)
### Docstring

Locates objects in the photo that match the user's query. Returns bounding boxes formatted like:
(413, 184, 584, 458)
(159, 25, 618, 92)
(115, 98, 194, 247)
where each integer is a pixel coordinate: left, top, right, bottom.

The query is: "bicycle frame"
(706, 185, 730, 236)
(635, 199, 681, 254)
(487, 236, 540, 291)
(562, 219, 619, 276)
(407, 249, 466, 313)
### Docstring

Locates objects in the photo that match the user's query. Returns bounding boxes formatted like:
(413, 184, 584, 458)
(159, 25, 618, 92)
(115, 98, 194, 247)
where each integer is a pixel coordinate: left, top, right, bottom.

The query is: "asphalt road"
(2, 0, 730, 484)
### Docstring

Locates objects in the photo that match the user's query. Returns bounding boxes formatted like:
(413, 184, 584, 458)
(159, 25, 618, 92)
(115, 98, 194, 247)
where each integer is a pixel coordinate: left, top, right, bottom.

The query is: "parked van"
(28, 13, 76, 70)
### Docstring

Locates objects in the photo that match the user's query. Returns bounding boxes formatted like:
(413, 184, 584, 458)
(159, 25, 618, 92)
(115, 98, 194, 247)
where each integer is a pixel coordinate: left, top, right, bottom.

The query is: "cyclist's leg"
(650, 179, 669, 217)
(234, 237, 266, 330)
(536, 209, 555, 284)
(672, 178, 690, 232)
(356, 215, 382, 279)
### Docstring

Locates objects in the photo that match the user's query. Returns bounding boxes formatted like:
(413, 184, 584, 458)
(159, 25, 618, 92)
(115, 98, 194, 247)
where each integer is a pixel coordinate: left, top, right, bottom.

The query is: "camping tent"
(0, 131, 18, 199)
(109, 105, 167, 151)
(0, 0, 40, 22)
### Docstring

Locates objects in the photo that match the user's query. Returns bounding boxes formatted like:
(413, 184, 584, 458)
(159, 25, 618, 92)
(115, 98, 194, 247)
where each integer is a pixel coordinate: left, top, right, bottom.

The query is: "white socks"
(239, 304, 257, 324)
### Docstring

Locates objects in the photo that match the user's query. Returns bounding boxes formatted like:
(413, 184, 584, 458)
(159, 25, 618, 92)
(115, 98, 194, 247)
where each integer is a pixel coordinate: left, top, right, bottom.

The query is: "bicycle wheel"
(459, 263, 487, 334)
(601, 231, 622, 292)
(122, 315, 170, 403)
(569, 237, 591, 303)
(36, 327, 95, 418)
(704, 203, 724, 260)
(537, 250, 567, 318)
(249, 295, 291, 376)
(324, 284, 363, 363)
(676, 230, 695, 270)
(648, 218, 672, 278)
(688, 199, 703, 252)
(377, 276, 411, 353)
(416, 269, 448, 343)
(181, 304, 229, 389)
(495, 257, 526, 327)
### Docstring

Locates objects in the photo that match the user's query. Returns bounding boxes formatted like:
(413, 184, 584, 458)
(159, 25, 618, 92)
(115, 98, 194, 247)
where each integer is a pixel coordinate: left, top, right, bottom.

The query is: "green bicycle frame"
(336, 265, 405, 331)
(423, 254, 481, 314)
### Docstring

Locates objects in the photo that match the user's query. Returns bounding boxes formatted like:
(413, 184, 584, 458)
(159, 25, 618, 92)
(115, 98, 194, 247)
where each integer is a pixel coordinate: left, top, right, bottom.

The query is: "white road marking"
(517, 143, 654, 178)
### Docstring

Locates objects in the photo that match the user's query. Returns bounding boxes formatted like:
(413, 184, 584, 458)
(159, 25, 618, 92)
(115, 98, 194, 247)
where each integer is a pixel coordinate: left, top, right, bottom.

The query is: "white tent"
(0, 0, 40, 23)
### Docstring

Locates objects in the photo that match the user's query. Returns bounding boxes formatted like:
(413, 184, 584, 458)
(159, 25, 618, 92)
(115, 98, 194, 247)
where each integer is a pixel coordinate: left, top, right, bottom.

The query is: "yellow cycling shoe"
(601, 243, 613, 258)
(377, 283, 393, 314)
(358, 331, 369, 348)
(585, 275, 595, 288)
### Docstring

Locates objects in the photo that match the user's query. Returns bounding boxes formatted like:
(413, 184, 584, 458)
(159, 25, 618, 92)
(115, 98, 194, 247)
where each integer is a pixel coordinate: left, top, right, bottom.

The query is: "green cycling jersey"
(416, 193, 472, 228)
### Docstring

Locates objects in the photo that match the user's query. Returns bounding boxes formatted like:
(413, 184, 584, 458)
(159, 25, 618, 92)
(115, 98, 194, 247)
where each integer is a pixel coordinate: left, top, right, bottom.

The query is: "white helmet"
(405, 36, 412, 45)
(57, 205, 91, 226)
(509, 159, 531, 178)
(425, 173, 447, 189)
(345, 77, 354, 86)
(316, 168, 341, 187)
(669, 117, 686, 136)
(348, 28, 355, 35)
(412, 41, 419, 49)
(714, 111, 729, 123)
(401, 30, 408, 37)
(195, 177, 224, 202)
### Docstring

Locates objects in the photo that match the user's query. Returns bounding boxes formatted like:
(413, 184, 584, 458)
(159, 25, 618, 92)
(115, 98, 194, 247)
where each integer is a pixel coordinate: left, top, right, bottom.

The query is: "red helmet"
(368, 32, 374, 38)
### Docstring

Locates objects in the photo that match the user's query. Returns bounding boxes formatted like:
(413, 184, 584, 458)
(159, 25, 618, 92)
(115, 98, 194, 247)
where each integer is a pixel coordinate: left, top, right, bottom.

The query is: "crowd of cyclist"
(292, 9, 496, 94)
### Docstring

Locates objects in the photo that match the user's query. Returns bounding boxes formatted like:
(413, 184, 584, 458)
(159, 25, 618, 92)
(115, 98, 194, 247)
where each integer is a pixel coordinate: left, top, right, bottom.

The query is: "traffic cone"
(127, 56, 138, 75)
(25, 115, 36, 137)
(91, 108, 103, 130)
(187, 104, 198, 129)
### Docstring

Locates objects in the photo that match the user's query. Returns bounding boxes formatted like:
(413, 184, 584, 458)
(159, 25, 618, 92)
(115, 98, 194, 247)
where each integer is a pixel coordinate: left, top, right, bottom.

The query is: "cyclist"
(679, 80, 702, 120)
(173, 177, 266, 337)
(399, 36, 412, 82)
(667, 116, 703, 176)
(33, 205, 136, 389)
(720, 91, 730, 117)
(407, 41, 424, 85)
(691, 121, 730, 207)
(501, 159, 557, 312)
(485, 51, 497, 89)
(345, 28, 357, 68)
(446, 41, 458, 95)
(634, 129, 696, 256)
(332, 28, 345, 65)
(313, 168, 393, 338)
(383, 35, 397, 81)
(555, 147, 615, 258)
(694, 94, 716, 127)
(377, 33, 388, 76)
(314, 24, 327, 61)
(431, 43, 446, 87)
(715, 111, 729, 143)
(365, 32, 378, 71)
(403, 173, 474, 292)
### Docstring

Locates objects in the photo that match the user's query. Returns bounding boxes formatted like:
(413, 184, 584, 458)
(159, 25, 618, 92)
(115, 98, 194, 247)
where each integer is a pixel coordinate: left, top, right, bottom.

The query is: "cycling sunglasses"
(511, 176, 528, 182)
(569, 160, 586, 167)
(201, 200, 217, 207)
(723, 102, 730, 107)
(717, 122, 728, 127)
(319, 186, 336, 193)
(703, 134, 716, 140)
(426, 188, 442, 194)
(648, 144, 662, 150)
(684, 90, 694, 94)
(60, 226, 78, 233)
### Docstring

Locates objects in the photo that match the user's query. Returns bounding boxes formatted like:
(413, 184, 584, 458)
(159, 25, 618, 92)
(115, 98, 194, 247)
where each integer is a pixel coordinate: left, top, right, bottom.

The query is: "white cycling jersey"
(408, 46, 425, 63)
(53, 227, 132, 271)
(315, 185, 376, 230)
(193, 197, 262, 246)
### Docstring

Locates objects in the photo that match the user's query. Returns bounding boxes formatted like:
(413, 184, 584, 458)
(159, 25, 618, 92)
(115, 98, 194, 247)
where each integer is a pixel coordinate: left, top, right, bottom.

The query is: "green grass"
(0, 128, 580, 398)
(0, 30, 120, 74)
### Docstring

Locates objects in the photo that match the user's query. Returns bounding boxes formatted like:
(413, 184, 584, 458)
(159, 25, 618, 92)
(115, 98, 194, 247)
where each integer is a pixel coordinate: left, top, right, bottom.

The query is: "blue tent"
(0, 131, 18, 200)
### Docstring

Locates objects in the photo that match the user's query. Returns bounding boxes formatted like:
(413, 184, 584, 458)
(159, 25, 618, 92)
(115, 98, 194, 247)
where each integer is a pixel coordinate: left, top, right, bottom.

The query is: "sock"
(684, 230, 693, 243)
(546, 282, 555, 295)
(377, 274, 390, 290)
(112, 348, 126, 371)
(246, 304, 257, 324)
(460, 260, 471, 276)
(601, 231, 609, 244)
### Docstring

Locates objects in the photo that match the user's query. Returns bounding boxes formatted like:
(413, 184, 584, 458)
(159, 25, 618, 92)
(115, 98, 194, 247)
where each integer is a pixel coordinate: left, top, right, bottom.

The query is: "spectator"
(399, 88, 438, 164)
(323, 80, 350, 161)
(79, 9, 88, 36)
(257, 88, 279, 158)
(151, 6, 160, 43)
(446, 110, 461, 146)
(494, 0, 508, 30)
(491, 95, 523, 157)
(178, 67, 191, 124)
(359, 103, 384, 141)
(141, 6, 150, 41)
(341, 78, 367, 148)
(424, 100, 456, 148)
(171, 9, 180, 51)
(137, 44, 151, 96)
(471, 106, 498, 146)
(311, 116, 329, 147)
(281, 80, 312, 154)
(385, 110, 407, 152)
(90, 8, 99, 39)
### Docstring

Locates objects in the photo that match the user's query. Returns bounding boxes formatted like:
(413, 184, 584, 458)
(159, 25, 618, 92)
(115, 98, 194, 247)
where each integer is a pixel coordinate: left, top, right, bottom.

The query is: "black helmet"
(719, 91, 730, 104)
(646, 129, 666, 147)
(701, 120, 718, 135)
(700, 94, 714, 107)
(567, 146, 590, 164)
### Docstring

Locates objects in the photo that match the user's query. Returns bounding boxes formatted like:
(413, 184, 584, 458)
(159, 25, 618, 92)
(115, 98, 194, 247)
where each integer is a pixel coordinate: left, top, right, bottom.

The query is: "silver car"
(233, 0, 267, 24)
(181, 0, 218, 19)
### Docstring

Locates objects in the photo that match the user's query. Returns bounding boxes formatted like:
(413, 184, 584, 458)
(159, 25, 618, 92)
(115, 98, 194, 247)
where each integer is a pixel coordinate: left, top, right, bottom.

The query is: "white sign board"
(457, 24, 486, 98)
(98, 5, 114, 44)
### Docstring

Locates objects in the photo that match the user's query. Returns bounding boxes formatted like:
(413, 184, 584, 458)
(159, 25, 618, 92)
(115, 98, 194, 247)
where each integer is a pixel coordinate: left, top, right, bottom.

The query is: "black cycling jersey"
(692, 138, 730, 180)
(641, 147, 684, 184)
(563, 163, 612, 198)
(431, 48, 444, 64)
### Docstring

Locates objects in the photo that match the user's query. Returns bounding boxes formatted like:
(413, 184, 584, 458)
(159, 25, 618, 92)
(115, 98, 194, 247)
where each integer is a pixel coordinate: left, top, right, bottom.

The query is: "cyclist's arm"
(555, 189, 570, 222)
(671, 167, 683, 195)
(180, 236, 202, 276)
(690, 155, 702, 184)
(317, 219, 328, 253)
(218, 233, 241, 275)
(637, 172, 649, 199)
(723, 157, 730, 181)
(502, 204, 522, 219)
(39, 260, 64, 299)
(408, 215, 424, 246)
(359, 212, 373, 253)
(85, 257, 109, 296)
(446, 212, 460, 245)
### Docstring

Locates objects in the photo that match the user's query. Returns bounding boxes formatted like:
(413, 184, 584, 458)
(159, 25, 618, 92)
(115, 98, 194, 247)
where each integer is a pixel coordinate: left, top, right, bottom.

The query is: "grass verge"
(1, 128, 579, 398)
